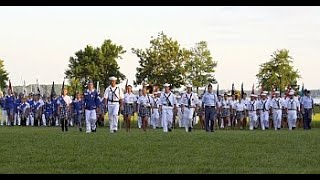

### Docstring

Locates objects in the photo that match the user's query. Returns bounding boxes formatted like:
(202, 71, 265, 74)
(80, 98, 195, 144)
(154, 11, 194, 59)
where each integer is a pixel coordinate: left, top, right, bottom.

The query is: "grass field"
(1, 124, 320, 174)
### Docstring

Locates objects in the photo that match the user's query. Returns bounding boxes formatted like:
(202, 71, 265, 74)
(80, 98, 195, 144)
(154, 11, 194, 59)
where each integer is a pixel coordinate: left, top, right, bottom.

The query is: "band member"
(84, 80, 100, 133)
(73, 92, 85, 132)
(61, 89, 72, 127)
(247, 94, 258, 130)
(257, 93, 270, 130)
(27, 93, 34, 126)
(159, 83, 177, 133)
(137, 87, 153, 132)
(0, 91, 7, 126)
(270, 91, 284, 130)
(201, 84, 218, 132)
(104, 76, 124, 133)
(151, 91, 161, 130)
(44, 96, 53, 126)
(5, 88, 15, 126)
(181, 84, 199, 132)
(58, 89, 69, 132)
(123, 85, 136, 132)
(19, 96, 30, 126)
(285, 91, 300, 130)
(234, 97, 247, 129)
(220, 93, 232, 129)
(197, 95, 205, 130)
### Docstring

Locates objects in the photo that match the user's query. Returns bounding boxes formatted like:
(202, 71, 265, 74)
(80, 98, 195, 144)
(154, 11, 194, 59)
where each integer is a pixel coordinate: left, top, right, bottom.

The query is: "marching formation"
(0, 76, 315, 133)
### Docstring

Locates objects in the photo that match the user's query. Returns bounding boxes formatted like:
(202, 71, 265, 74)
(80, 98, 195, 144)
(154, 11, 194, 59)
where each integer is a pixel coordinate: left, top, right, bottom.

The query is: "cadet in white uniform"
(159, 83, 177, 133)
(285, 91, 300, 130)
(151, 92, 161, 129)
(270, 91, 284, 130)
(104, 76, 124, 133)
(220, 93, 232, 129)
(181, 84, 198, 132)
(257, 93, 270, 130)
(247, 94, 258, 130)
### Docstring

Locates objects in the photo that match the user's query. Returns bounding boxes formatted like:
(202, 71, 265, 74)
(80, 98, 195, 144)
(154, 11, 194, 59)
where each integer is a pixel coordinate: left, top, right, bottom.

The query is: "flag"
(124, 79, 128, 94)
(97, 81, 100, 94)
(50, 81, 56, 99)
(251, 83, 254, 94)
(241, 83, 244, 99)
(231, 83, 235, 95)
(23, 80, 26, 95)
(61, 78, 65, 95)
(8, 80, 13, 94)
(216, 83, 219, 97)
(300, 83, 304, 97)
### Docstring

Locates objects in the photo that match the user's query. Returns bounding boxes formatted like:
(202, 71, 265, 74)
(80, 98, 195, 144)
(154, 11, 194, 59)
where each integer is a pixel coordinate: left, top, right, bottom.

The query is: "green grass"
(0, 125, 320, 174)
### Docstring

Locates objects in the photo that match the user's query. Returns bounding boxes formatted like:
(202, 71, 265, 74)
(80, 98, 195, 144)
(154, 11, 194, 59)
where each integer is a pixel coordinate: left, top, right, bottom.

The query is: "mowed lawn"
(0, 124, 320, 174)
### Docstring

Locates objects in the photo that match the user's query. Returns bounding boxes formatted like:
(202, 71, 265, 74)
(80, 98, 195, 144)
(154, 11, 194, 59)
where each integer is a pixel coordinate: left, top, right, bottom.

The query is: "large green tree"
(256, 49, 301, 93)
(0, 59, 9, 90)
(65, 39, 126, 94)
(185, 41, 217, 93)
(132, 32, 192, 88)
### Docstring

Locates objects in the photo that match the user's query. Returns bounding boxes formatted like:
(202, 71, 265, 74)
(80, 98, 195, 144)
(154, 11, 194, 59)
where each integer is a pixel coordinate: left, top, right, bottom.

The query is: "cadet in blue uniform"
(27, 93, 34, 126)
(14, 94, 22, 126)
(301, 90, 314, 130)
(73, 92, 84, 132)
(5, 89, 15, 126)
(83, 80, 100, 133)
(51, 95, 59, 126)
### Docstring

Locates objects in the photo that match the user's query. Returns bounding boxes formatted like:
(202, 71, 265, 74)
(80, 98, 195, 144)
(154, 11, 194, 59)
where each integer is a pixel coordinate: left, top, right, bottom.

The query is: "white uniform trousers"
(151, 108, 159, 129)
(272, 109, 282, 130)
(108, 104, 120, 132)
(248, 111, 257, 130)
(85, 109, 97, 133)
(162, 106, 173, 132)
(183, 108, 195, 132)
(14, 113, 21, 126)
(42, 114, 47, 126)
(287, 110, 297, 130)
(26, 114, 34, 126)
(259, 110, 269, 130)
(1, 109, 7, 126)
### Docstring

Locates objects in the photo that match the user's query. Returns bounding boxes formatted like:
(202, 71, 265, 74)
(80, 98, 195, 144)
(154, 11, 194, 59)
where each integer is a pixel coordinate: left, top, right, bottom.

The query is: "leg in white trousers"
(1, 109, 7, 126)
(287, 110, 297, 130)
(151, 109, 159, 129)
(183, 108, 194, 132)
(27, 115, 34, 126)
(85, 109, 97, 133)
(273, 110, 282, 130)
(259, 110, 268, 130)
(138, 116, 142, 128)
(162, 107, 173, 132)
(249, 113, 257, 130)
(108, 104, 120, 132)
(42, 114, 46, 126)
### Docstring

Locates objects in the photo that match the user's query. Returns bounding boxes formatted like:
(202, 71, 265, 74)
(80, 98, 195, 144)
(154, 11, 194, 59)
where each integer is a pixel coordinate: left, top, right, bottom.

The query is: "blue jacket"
(84, 89, 100, 110)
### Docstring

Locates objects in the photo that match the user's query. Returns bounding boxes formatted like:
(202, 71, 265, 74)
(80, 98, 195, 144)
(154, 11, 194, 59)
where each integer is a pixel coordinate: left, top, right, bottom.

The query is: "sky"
(1, 6, 320, 90)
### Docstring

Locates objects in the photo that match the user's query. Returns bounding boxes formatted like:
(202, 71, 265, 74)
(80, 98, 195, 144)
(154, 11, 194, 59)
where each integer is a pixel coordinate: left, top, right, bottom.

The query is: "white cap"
(176, 95, 181, 99)
(275, 91, 280, 94)
(109, 76, 117, 81)
(261, 93, 266, 96)
(250, 94, 255, 97)
(163, 83, 170, 87)
(263, 91, 268, 94)
(186, 84, 192, 88)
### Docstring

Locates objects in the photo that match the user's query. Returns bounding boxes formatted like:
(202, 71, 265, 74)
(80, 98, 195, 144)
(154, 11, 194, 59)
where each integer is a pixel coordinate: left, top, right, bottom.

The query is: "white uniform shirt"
(62, 95, 72, 106)
(270, 97, 283, 109)
(285, 98, 300, 111)
(159, 91, 177, 107)
(221, 98, 232, 109)
(247, 100, 257, 111)
(153, 97, 160, 108)
(234, 101, 246, 111)
(137, 94, 153, 107)
(104, 86, 124, 104)
(124, 92, 137, 104)
(181, 92, 198, 107)
(257, 99, 270, 111)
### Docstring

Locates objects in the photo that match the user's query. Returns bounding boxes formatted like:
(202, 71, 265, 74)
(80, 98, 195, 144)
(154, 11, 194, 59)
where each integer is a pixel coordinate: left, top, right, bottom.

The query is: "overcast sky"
(1, 6, 320, 90)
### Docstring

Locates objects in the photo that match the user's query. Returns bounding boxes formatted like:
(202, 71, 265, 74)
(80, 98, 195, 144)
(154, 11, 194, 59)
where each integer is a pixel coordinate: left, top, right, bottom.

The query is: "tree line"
(0, 31, 301, 95)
